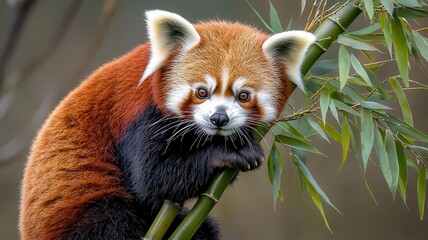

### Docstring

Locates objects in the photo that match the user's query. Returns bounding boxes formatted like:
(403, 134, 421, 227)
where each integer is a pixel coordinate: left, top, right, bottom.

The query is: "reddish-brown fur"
(167, 22, 293, 118)
(20, 43, 157, 239)
(20, 22, 293, 240)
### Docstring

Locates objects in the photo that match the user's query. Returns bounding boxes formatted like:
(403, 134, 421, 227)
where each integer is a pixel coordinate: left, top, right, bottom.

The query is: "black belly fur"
(115, 104, 258, 208)
(65, 104, 263, 239)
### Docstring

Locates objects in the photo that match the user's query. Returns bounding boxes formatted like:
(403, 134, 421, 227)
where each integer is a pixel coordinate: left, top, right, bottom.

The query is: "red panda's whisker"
(243, 125, 270, 150)
(149, 115, 182, 127)
(167, 122, 198, 143)
(164, 123, 199, 154)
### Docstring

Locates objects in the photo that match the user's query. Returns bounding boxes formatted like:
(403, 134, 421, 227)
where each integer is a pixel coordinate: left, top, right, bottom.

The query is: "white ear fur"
(262, 31, 316, 92)
(139, 10, 201, 85)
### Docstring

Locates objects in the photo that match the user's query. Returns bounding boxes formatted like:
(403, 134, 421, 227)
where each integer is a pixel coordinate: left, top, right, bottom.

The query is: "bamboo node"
(164, 200, 182, 209)
(314, 42, 328, 52)
(345, 2, 364, 11)
(328, 16, 346, 31)
(201, 193, 219, 203)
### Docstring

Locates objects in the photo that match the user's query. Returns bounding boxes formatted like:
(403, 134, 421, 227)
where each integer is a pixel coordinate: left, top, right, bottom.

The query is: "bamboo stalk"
(0, 0, 36, 86)
(168, 168, 238, 240)
(301, 0, 363, 75)
(143, 200, 182, 240)
(147, 1, 363, 239)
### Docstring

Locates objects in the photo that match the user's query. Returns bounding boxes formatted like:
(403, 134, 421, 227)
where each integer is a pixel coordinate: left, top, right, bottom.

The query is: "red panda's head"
(139, 10, 315, 136)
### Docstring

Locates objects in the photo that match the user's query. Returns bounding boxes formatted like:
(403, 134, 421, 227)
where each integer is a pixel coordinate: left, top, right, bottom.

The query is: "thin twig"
(18, 0, 83, 81)
(0, 0, 37, 87)
(70, 0, 120, 83)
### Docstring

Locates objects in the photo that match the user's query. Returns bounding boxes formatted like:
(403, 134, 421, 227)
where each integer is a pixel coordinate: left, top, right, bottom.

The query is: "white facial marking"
(166, 83, 191, 115)
(257, 91, 277, 121)
(232, 77, 247, 94)
(193, 95, 248, 136)
(204, 75, 217, 92)
(221, 68, 229, 95)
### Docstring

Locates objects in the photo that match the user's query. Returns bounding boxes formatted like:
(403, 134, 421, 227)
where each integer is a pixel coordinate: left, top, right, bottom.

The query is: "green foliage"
(267, 143, 283, 209)
(251, 0, 428, 229)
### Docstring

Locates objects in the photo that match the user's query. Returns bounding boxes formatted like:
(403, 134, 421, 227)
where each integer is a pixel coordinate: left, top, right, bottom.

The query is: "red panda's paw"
(212, 140, 264, 172)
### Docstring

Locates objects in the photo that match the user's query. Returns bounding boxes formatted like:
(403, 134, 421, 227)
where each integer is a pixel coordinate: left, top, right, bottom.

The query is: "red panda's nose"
(210, 112, 229, 127)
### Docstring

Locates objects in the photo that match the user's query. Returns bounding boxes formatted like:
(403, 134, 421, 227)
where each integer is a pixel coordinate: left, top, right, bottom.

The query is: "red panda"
(19, 10, 315, 240)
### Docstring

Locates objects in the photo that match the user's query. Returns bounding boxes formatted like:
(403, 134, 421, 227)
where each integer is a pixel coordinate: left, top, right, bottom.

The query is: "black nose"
(210, 112, 229, 127)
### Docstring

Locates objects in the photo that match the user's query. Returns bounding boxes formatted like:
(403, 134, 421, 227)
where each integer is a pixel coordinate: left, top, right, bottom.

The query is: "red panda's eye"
(196, 88, 208, 99)
(238, 91, 250, 102)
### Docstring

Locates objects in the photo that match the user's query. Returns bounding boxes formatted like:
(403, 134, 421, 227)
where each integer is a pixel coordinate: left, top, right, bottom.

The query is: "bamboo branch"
(18, 0, 83, 81)
(146, 1, 363, 239)
(70, 0, 119, 83)
(0, 0, 36, 88)
(143, 201, 182, 240)
(168, 169, 238, 240)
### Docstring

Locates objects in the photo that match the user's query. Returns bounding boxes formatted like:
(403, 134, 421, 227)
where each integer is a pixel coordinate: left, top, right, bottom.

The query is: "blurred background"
(0, 0, 427, 239)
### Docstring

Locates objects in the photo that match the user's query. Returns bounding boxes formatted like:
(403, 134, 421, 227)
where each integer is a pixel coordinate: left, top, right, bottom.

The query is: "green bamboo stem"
(301, 0, 362, 75)
(146, 1, 363, 239)
(144, 200, 181, 240)
(168, 168, 238, 239)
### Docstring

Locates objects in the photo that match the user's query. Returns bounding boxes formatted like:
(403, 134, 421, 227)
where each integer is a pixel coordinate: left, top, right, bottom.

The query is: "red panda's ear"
(139, 10, 201, 85)
(262, 31, 316, 92)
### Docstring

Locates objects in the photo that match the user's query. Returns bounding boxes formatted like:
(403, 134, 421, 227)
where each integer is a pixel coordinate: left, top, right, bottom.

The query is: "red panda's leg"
(63, 197, 146, 240)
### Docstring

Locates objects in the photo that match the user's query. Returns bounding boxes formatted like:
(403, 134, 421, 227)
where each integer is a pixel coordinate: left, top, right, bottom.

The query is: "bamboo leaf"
(310, 59, 338, 76)
(305, 116, 330, 143)
(348, 23, 380, 35)
(268, 143, 283, 209)
(329, 100, 339, 123)
(332, 99, 360, 116)
(391, 16, 410, 86)
(319, 121, 342, 143)
(396, 0, 424, 8)
(339, 45, 351, 90)
(361, 108, 374, 171)
(417, 167, 426, 220)
(269, 1, 283, 33)
(385, 130, 399, 199)
(246, 0, 274, 32)
(381, 0, 394, 16)
(362, 0, 375, 20)
(407, 145, 428, 154)
(395, 7, 428, 18)
(338, 35, 380, 51)
(386, 121, 428, 143)
(411, 31, 428, 62)
(294, 154, 341, 215)
(301, 171, 332, 232)
(364, 178, 380, 206)
(340, 115, 352, 171)
(361, 101, 391, 110)
(396, 143, 408, 203)
(379, 12, 393, 55)
(255, 124, 270, 141)
(390, 77, 413, 126)
(348, 76, 371, 86)
(364, 68, 391, 100)
(275, 135, 321, 154)
(328, 80, 366, 102)
(286, 19, 293, 31)
(273, 122, 306, 140)
(301, 0, 306, 15)
(320, 88, 330, 124)
(373, 128, 392, 188)
(350, 53, 372, 86)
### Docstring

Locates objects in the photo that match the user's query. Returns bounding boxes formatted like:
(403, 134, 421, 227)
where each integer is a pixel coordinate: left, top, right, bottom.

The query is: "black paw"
(211, 139, 264, 172)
